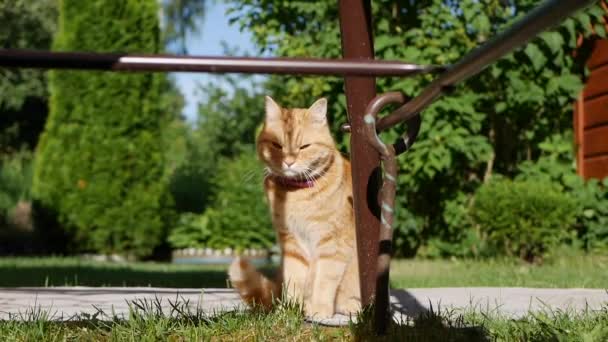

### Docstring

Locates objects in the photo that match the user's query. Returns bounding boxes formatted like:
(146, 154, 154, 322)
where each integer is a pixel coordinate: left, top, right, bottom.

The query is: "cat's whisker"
(309, 168, 321, 185)
(242, 170, 256, 182)
(263, 167, 275, 182)
(305, 168, 321, 189)
(303, 166, 317, 182)
(241, 168, 266, 184)
(264, 167, 274, 177)
(302, 168, 312, 181)
(301, 168, 312, 182)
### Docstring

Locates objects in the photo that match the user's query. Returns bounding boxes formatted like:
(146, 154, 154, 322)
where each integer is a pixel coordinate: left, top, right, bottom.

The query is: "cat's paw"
(306, 303, 335, 320)
(336, 298, 361, 315)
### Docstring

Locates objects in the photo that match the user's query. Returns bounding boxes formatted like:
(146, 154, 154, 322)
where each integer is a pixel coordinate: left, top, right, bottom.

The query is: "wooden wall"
(575, 39, 608, 180)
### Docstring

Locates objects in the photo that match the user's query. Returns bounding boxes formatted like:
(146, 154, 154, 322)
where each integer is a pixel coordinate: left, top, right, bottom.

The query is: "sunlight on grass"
(390, 254, 608, 289)
(0, 296, 607, 341)
(1, 254, 607, 289)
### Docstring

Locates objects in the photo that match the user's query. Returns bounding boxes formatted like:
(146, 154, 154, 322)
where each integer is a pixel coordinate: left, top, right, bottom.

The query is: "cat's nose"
(283, 155, 296, 167)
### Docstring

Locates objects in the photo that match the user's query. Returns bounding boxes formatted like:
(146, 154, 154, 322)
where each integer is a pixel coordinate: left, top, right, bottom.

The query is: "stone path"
(1, 287, 606, 323)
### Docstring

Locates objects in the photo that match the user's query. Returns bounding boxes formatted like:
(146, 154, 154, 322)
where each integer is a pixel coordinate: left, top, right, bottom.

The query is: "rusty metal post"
(338, 0, 382, 321)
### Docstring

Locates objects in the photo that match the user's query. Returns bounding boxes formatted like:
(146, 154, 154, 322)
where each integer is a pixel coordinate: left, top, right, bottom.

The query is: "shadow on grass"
(0, 264, 278, 288)
(351, 302, 490, 342)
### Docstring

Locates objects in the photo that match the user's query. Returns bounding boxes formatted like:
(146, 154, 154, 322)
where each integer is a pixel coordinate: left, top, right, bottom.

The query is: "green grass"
(390, 253, 608, 288)
(0, 257, 230, 288)
(0, 296, 607, 341)
(1, 254, 608, 340)
(1, 253, 607, 288)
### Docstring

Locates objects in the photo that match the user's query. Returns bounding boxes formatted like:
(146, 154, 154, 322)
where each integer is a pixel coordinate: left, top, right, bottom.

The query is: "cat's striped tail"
(228, 257, 280, 310)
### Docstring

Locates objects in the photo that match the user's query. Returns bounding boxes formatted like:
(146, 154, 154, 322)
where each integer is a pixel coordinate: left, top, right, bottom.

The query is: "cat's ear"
(308, 98, 327, 124)
(265, 96, 282, 122)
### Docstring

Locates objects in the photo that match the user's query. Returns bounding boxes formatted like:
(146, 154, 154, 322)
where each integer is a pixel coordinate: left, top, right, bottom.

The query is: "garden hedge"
(32, 0, 173, 258)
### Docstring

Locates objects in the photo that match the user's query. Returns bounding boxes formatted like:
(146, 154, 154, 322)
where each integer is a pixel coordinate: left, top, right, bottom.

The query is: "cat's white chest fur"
(283, 200, 324, 260)
(267, 185, 333, 261)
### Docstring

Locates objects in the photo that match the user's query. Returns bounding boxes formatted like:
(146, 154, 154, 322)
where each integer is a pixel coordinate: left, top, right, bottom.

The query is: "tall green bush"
(32, 0, 173, 258)
(470, 178, 577, 262)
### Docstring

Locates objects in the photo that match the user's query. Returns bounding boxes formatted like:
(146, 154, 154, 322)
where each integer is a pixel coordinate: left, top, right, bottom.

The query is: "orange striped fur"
(228, 96, 361, 319)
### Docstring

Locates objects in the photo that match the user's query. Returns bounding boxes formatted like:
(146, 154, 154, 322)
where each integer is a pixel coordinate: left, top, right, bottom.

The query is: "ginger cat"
(229, 96, 361, 319)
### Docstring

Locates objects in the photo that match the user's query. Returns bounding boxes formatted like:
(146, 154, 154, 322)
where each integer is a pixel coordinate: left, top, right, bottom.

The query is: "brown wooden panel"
(584, 65, 608, 100)
(588, 39, 608, 70)
(583, 94, 608, 128)
(583, 124, 608, 157)
(583, 155, 608, 180)
(575, 96, 585, 176)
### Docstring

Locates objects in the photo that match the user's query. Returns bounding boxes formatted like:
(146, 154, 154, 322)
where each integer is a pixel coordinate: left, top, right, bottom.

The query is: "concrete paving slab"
(0, 287, 606, 322)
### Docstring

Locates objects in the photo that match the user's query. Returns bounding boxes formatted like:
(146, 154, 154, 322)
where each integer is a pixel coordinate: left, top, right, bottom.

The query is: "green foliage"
(169, 75, 264, 215)
(167, 213, 211, 249)
(470, 178, 577, 261)
(32, 0, 174, 258)
(169, 151, 273, 250)
(195, 75, 265, 158)
(162, 0, 207, 54)
(516, 132, 608, 252)
(0, 0, 57, 111)
(168, 132, 214, 214)
(0, 150, 33, 221)
(225, 0, 605, 256)
(167, 72, 271, 250)
(0, 0, 57, 156)
(572, 178, 608, 252)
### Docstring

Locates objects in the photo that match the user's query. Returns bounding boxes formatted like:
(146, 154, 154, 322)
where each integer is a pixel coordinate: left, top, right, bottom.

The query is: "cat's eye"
(300, 144, 311, 150)
(271, 142, 282, 149)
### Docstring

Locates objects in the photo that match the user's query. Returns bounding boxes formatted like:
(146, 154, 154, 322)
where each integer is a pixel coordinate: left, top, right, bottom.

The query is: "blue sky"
(171, 2, 259, 122)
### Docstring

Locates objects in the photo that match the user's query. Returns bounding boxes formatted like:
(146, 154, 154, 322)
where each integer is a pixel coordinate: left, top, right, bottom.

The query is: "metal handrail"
(0, 49, 440, 77)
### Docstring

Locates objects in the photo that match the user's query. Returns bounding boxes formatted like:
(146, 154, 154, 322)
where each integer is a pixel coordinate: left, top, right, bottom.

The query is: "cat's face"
(257, 96, 336, 179)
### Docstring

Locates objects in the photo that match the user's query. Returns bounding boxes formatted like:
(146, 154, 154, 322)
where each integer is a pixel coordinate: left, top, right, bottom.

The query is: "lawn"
(1, 254, 608, 341)
(1, 253, 607, 288)
(0, 296, 607, 341)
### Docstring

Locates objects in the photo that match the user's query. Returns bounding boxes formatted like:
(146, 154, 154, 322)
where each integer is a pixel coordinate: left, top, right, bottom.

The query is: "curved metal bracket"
(362, 91, 422, 156)
(357, 91, 421, 329)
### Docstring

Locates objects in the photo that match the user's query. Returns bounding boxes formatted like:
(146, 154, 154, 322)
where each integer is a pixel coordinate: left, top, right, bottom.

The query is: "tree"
(225, 0, 606, 256)
(169, 74, 264, 214)
(33, 0, 175, 258)
(0, 0, 58, 154)
(162, 0, 207, 54)
(166, 73, 273, 250)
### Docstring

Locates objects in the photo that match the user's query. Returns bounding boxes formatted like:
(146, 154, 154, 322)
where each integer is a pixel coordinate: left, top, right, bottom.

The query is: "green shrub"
(167, 213, 211, 249)
(516, 132, 608, 252)
(392, 205, 424, 258)
(32, 0, 173, 258)
(168, 151, 274, 250)
(470, 178, 577, 262)
(518, 163, 608, 252)
(0, 150, 33, 223)
(571, 178, 608, 252)
(168, 132, 216, 214)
